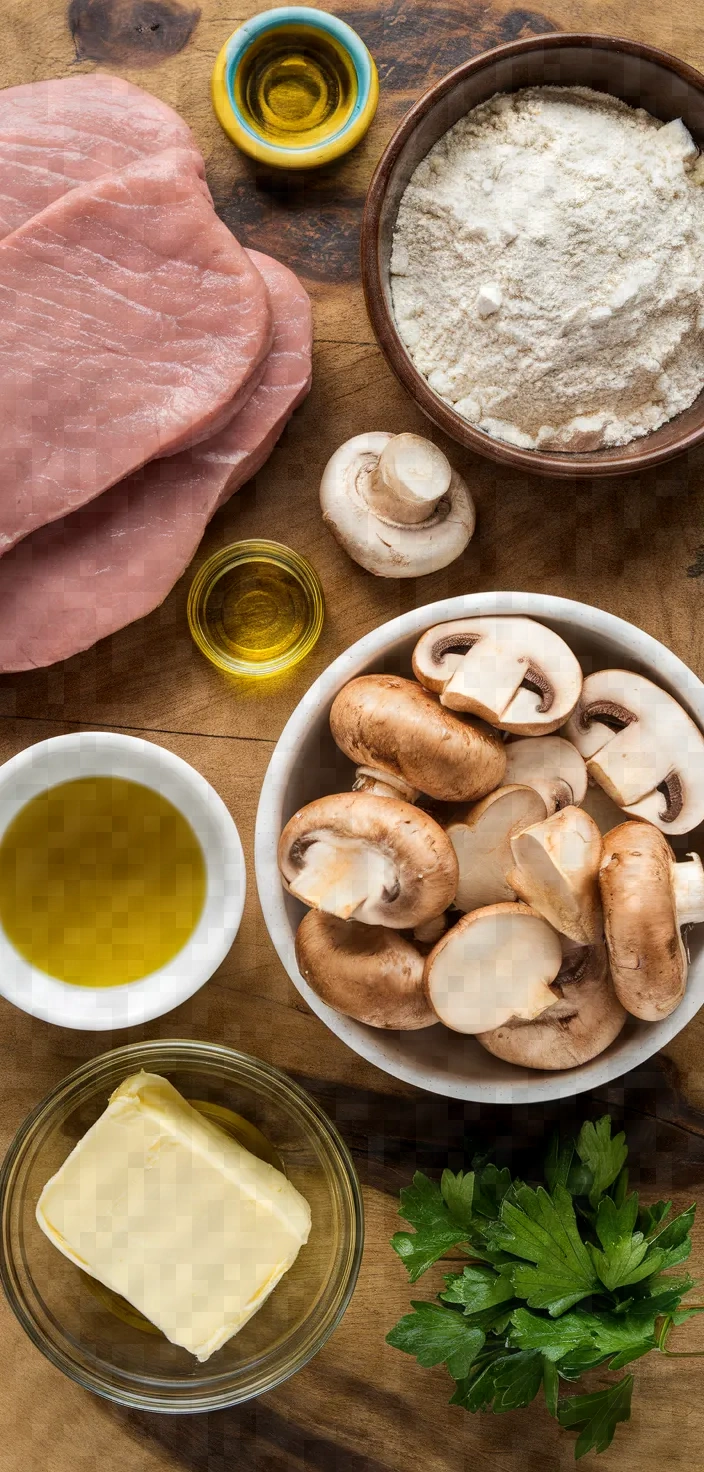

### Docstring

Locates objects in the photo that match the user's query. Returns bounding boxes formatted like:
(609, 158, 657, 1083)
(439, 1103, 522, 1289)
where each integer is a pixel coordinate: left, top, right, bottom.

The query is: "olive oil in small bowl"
(212, 7, 379, 169)
(188, 540, 324, 678)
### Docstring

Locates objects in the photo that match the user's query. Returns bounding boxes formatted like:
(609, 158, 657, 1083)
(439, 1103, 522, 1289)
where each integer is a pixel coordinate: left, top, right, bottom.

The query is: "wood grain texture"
(0, 1, 703, 1468)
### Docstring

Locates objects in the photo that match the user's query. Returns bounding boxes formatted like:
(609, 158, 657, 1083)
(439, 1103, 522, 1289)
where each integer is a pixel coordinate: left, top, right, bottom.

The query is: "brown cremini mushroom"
(330, 674, 506, 803)
(295, 910, 436, 1029)
(320, 432, 475, 578)
(508, 805, 603, 946)
(477, 941, 626, 1070)
(503, 735, 588, 814)
(447, 785, 547, 913)
(423, 901, 563, 1033)
(598, 821, 704, 1020)
(564, 669, 704, 835)
(412, 617, 583, 734)
(278, 791, 458, 929)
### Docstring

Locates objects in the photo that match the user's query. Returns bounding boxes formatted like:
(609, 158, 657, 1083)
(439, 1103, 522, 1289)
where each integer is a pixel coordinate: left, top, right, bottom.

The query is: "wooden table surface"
(2, 1, 704, 1468)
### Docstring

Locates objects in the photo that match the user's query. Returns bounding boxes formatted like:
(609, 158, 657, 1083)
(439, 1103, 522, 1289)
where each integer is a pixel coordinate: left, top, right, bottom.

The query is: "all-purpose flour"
(390, 87, 704, 450)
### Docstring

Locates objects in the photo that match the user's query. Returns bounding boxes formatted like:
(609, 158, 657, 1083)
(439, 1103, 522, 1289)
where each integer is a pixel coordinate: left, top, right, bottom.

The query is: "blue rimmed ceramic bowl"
(212, 6, 379, 169)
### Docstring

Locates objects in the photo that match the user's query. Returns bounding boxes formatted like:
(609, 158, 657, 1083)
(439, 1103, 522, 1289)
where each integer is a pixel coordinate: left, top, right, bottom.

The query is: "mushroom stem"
(287, 836, 395, 921)
(352, 766, 419, 802)
(673, 853, 704, 926)
(366, 434, 452, 525)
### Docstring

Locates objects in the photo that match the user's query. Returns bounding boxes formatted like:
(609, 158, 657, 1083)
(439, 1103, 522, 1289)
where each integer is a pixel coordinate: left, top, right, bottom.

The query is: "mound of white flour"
(391, 87, 704, 451)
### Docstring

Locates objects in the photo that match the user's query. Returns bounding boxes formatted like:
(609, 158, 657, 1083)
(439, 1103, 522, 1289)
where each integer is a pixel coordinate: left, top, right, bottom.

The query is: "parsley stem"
(657, 1313, 704, 1357)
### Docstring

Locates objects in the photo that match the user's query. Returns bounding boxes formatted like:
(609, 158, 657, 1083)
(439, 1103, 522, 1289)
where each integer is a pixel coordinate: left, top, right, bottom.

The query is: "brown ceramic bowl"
(362, 34, 704, 479)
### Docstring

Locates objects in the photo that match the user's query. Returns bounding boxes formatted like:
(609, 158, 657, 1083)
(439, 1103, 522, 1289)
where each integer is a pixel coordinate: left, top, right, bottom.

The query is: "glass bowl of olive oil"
(188, 539, 324, 677)
(0, 1041, 363, 1410)
(211, 6, 379, 169)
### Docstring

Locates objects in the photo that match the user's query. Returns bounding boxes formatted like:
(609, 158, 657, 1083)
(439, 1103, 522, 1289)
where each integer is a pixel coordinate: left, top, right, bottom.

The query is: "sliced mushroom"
(330, 674, 506, 803)
(295, 910, 436, 1029)
(477, 941, 626, 1070)
(580, 780, 634, 836)
(504, 736, 588, 814)
(564, 669, 704, 835)
(320, 432, 475, 578)
(447, 785, 547, 912)
(599, 821, 704, 1020)
(278, 791, 458, 929)
(423, 901, 563, 1033)
(413, 617, 583, 734)
(508, 805, 603, 946)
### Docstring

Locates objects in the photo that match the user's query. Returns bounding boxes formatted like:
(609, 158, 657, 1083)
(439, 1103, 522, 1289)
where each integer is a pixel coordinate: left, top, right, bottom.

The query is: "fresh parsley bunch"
(387, 1116, 703, 1459)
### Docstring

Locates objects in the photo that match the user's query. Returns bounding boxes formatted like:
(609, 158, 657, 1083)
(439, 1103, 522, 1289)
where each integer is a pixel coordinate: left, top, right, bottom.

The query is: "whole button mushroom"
(319, 431, 475, 578)
(564, 669, 704, 835)
(412, 617, 583, 734)
(329, 674, 506, 803)
(503, 736, 588, 815)
(423, 901, 564, 1033)
(446, 785, 547, 913)
(477, 942, 626, 1070)
(508, 805, 604, 946)
(295, 911, 436, 1029)
(599, 821, 704, 1019)
(278, 791, 459, 929)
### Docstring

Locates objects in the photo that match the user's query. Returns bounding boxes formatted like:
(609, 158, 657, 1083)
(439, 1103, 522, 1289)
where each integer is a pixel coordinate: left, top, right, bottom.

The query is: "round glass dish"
(188, 540, 325, 678)
(0, 1041, 363, 1411)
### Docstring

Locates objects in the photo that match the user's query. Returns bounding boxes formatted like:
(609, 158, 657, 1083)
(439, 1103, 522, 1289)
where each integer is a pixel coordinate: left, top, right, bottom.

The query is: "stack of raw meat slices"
(0, 74, 313, 670)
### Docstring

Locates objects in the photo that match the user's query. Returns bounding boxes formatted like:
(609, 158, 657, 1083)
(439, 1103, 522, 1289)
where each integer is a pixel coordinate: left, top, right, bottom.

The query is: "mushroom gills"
(424, 901, 563, 1034)
(413, 617, 582, 734)
(286, 833, 397, 921)
(508, 805, 603, 946)
(503, 736, 588, 815)
(447, 784, 547, 912)
(564, 669, 704, 835)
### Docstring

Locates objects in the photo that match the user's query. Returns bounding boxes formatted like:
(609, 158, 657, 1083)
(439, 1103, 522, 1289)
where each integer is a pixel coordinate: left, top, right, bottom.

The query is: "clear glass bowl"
(0, 1041, 363, 1411)
(187, 540, 325, 677)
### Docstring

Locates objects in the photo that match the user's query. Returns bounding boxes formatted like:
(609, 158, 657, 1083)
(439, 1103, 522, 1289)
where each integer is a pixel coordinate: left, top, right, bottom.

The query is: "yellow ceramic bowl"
(212, 6, 378, 169)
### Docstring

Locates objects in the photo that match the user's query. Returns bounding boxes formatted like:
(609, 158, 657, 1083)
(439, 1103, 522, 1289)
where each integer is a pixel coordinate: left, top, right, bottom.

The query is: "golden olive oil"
(235, 25, 356, 147)
(0, 777, 206, 987)
(209, 558, 310, 666)
(81, 1101, 283, 1335)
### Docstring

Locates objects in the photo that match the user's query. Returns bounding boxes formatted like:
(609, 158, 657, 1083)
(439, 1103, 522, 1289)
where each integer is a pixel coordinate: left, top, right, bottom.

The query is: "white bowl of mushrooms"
(254, 594, 704, 1102)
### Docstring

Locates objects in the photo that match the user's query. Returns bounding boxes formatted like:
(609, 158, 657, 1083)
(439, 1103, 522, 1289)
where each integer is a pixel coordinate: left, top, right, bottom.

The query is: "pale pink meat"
(0, 147, 272, 550)
(0, 252, 312, 671)
(0, 74, 197, 239)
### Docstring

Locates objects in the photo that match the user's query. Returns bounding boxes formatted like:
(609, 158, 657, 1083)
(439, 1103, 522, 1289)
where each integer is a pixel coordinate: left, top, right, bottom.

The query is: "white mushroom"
(413, 617, 583, 734)
(477, 941, 626, 1070)
(599, 821, 704, 1019)
(504, 736, 588, 814)
(563, 669, 704, 835)
(580, 780, 634, 836)
(446, 785, 547, 912)
(320, 432, 475, 578)
(508, 805, 603, 945)
(278, 791, 458, 928)
(329, 674, 506, 803)
(423, 901, 563, 1033)
(295, 910, 436, 1029)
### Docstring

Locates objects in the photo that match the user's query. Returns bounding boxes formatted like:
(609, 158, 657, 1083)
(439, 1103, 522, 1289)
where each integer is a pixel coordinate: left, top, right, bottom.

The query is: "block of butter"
(36, 1070, 311, 1362)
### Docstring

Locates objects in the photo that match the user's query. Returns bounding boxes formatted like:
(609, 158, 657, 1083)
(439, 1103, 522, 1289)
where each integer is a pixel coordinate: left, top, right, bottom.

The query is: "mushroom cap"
(477, 942, 626, 1070)
(329, 675, 506, 803)
(423, 901, 563, 1033)
(412, 617, 583, 734)
(564, 668, 704, 835)
(278, 790, 459, 928)
(598, 821, 687, 1020)
(447, 784, 547, 912)
(509, 805, 603, 946)
(320, 432, 475, 579)
(295, 909, 436, 1029)
(504, 736, 588, 815)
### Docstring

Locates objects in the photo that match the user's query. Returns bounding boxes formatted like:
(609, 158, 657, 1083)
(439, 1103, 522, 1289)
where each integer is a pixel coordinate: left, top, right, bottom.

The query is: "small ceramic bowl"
(0, 733, 245, 1030)
(212, 6, 379, 169)
(254, 592, 704, 1105)
(361, 34, 704, 478)
(0, 1041, 363, 1410)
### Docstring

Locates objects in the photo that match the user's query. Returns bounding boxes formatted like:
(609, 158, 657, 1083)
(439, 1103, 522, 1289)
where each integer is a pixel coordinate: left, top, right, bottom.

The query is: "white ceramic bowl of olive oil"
(0, 733, 245, 1030)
